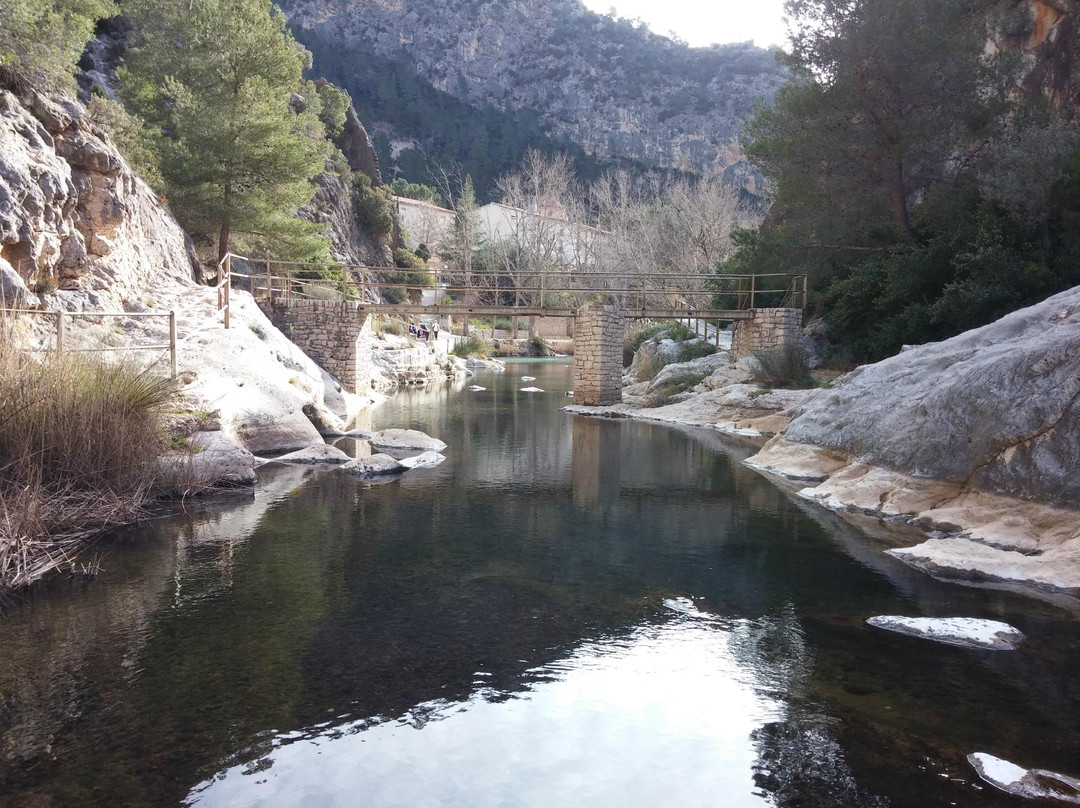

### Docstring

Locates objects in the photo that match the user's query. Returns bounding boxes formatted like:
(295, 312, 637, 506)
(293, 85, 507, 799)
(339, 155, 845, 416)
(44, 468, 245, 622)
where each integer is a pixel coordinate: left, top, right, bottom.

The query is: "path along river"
(1, 359, 1079, 807)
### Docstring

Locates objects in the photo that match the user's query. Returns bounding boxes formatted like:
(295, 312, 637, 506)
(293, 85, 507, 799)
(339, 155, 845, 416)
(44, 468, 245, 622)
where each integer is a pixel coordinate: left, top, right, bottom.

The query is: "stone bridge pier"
(257, 299, 373, 393)
(573, 305, 625, 406)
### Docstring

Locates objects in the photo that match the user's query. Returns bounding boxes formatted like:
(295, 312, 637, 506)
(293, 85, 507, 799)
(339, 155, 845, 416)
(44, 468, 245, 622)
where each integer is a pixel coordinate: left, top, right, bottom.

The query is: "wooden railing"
(220, 256, 808, 317)
(1, 308, 179, 376)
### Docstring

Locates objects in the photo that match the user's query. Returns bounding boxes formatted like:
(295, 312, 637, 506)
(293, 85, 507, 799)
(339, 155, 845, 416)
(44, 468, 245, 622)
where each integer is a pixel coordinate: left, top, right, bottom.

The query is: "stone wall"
(573, 305, 624, 406)
(257, 299, 372, 393)
(731, 308, 803, 357)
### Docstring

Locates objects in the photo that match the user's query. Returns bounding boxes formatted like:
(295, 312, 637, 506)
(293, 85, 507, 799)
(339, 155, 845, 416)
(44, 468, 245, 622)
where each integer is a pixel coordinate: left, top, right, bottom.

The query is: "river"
(1, 359, 1078, 807)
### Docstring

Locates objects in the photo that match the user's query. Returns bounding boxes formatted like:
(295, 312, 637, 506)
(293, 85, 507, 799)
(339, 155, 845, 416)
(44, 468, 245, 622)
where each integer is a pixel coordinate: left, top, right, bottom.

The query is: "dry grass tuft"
(0, 327, 176, 595)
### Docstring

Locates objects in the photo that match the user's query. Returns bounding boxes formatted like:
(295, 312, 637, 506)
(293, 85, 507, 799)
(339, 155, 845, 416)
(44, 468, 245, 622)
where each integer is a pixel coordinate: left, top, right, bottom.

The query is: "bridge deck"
(352, 304, 754, 320)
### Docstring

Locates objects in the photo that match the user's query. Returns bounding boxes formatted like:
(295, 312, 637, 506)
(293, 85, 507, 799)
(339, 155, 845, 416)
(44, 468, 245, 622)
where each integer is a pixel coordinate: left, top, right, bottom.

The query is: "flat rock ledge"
(369, 429, 448, 452)
(867, 616, 1024, 651)
(267, 444, 352, 465)
(747, 439, 1080, 595)
(341, 453, 406, 478)
(968, 753, 1080, 804)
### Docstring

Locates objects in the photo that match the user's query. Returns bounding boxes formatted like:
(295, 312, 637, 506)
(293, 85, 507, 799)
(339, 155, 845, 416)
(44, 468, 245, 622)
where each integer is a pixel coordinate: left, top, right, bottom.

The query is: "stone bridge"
(227, 256, 807, 406)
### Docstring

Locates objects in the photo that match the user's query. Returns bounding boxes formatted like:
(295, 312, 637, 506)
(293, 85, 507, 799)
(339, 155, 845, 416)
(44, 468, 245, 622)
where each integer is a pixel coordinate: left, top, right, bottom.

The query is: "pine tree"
(122, 0, 328, 260)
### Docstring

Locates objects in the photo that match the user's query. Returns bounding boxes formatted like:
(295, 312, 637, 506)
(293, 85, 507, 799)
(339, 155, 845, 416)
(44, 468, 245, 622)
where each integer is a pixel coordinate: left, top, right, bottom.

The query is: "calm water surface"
(2, 359, 1079, 807)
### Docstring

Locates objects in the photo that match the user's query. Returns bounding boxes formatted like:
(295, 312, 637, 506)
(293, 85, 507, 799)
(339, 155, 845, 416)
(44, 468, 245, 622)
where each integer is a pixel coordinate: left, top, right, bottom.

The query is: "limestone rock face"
(298, 160, 393, 269)
(778, 286, 1080, 507)
(0, 90, 199, 302)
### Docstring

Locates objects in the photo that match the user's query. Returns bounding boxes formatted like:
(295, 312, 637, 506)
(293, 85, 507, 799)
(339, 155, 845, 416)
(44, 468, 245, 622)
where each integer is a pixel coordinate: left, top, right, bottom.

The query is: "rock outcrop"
(749, 286, 1080, 593)
(299, 161, 393, 268)
(0, 90, 199, 304)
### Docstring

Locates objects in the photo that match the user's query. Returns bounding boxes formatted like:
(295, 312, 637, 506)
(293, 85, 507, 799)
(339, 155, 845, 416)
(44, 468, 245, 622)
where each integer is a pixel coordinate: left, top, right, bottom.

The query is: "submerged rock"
(520, 386, 544, 393)
(968, 753, 1080, 803)
(866, 616, 1024, 650)
(369, 428, 447, 452)
(468, 385, 487, 392)
(269, 444, 351, 465)
(521, 375, 536, 381)
(341, 453, 406, 478)
(662, 597, 719, 621)
(398, 451, 446, 469)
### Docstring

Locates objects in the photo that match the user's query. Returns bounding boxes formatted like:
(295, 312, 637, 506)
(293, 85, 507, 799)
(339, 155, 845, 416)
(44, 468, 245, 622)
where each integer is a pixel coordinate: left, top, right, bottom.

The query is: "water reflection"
(0, 361, 1078, 808)
(188, 615, 783, 808)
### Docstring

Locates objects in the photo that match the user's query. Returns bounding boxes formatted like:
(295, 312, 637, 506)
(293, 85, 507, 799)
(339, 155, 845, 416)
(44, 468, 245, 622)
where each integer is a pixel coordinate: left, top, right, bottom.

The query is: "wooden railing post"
(750, 274, 757, 310)
(55, 311, 64, 354)
(266, 260, 272, 300)
(223, 253, 231, 330)
(169, 310, 177, 377)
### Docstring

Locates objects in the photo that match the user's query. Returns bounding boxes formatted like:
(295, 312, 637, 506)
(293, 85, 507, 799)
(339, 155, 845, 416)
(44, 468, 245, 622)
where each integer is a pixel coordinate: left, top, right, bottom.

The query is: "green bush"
(415, 243, 432, 261)
(751, 343, 816, 389)
(624, 320, 696, 366)
(354, 175, 393, 237)
(451, 336, 493, 358)
(393, 248, 426, 269)
(527, 335, 553, 357)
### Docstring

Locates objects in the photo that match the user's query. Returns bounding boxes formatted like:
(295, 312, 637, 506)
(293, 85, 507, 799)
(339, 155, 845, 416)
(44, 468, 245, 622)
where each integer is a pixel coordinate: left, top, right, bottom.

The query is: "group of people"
(408, 320, 439, 342)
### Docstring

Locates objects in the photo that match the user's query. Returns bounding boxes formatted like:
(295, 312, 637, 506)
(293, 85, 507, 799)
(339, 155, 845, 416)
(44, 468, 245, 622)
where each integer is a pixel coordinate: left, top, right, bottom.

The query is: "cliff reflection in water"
(1, 360, 1078, 808)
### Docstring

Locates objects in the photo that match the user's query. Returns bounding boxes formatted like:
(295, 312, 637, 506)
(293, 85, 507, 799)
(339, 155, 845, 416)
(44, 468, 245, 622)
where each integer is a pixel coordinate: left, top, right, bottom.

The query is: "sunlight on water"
(187, 617, 783, 808)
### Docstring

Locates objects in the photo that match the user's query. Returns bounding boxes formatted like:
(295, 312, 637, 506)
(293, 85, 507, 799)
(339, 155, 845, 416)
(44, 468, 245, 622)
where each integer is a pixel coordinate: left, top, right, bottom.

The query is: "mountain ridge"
(280, 0, 788, 193)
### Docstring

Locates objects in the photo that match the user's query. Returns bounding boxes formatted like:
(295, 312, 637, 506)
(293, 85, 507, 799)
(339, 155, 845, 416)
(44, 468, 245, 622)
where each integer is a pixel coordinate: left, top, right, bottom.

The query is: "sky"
(580, 0, 789, 49)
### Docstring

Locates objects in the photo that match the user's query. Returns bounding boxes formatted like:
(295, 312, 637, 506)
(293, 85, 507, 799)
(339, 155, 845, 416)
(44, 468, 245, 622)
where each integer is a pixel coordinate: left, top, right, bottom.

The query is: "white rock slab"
(968, 753, 1080, 804)
(369, 428, 448, 452)
(866, 616, 1024, 650)
(521, 376, 536, 381)
(271, 444, 351, 465)
(398, 451, 446, 469)
(468, 385, 487, 392)
(341, 453, 406, 478)
(520, 386, 545, 393)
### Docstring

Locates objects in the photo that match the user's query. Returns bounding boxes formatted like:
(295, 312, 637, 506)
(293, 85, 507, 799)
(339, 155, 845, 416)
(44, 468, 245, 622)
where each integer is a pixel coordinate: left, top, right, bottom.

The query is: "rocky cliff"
(0, 90, 199, 308)
(279, 0, 787, 186)
(0, 89, 377, 474)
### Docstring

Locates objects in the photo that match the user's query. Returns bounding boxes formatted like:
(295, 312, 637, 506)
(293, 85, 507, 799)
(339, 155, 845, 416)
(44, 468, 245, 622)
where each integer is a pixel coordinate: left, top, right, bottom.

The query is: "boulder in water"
(968, 753, 1080, 803)
(866, 616, 1024, 650)
(369, 428, 447, 452)
(341, 453, 406, 478)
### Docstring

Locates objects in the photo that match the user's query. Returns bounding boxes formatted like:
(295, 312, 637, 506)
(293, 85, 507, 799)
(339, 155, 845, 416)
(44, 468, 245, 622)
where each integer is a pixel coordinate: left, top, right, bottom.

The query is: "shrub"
(0, 332, 176, 593)
(751, 343, 816, 389)
(354, 175, 393, 237)
(415, 243, 432, 261)
(643, 371, 709, 408)
(393, 248, 426, 269)
(624, 320, 696, 366)
(376, 316, 406, 337)
(451, 336, 493, 358)
(527, 335, 552, 357)
(633, 350, 671, 382)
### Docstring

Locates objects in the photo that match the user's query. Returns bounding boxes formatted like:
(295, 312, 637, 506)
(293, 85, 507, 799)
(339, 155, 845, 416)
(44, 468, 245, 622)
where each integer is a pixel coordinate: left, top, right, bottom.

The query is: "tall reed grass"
(0, 328, 176, 595)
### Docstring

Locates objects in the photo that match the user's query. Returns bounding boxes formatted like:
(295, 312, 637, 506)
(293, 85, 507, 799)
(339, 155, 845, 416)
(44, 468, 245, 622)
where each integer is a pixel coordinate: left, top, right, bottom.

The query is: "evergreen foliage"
(731, 0, 1080, 363)
(352, 173, 393, 238)
(390, 179, 446, 207)
(121, 0, 329, 260)
(0, 0, 113, 91)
